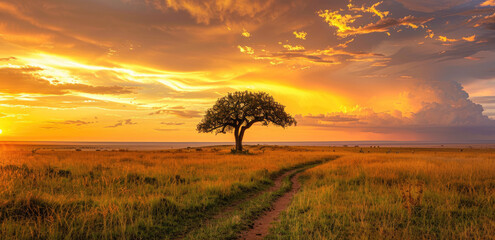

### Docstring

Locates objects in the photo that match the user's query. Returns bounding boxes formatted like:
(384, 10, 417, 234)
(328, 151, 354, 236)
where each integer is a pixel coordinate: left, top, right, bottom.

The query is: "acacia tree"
(197, 91, 296, 152)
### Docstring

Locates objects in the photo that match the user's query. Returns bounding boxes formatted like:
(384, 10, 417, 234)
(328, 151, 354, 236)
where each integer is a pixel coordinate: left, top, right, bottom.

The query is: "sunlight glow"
(0, 0, 492, 142)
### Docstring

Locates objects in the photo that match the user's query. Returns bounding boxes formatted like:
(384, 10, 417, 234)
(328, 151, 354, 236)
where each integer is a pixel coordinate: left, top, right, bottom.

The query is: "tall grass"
(267, 148, 495, 239)
(0, 145, 334, 239)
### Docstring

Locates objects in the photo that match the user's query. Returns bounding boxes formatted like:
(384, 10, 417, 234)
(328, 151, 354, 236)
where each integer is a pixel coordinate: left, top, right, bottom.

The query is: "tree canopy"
(197, 91, 296, 152)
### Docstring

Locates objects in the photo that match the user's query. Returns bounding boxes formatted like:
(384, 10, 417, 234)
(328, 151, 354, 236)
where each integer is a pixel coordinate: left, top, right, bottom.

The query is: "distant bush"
(231, 149, 251, 155)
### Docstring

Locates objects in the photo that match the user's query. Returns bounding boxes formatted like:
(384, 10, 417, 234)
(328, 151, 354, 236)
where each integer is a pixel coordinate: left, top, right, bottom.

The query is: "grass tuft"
(0, 195, 56, 220)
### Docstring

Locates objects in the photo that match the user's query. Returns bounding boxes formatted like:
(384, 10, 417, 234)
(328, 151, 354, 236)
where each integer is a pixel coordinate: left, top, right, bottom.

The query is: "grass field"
(1, 145, 494, 239)
(267, 147, 495, 240)
(0, 145, 334, 239)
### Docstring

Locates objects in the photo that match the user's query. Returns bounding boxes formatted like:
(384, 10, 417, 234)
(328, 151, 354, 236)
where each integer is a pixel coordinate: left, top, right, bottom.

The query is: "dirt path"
(210, 168, 301, 222)
(238, 170, 305, 240)
(175, 167, 306, 240)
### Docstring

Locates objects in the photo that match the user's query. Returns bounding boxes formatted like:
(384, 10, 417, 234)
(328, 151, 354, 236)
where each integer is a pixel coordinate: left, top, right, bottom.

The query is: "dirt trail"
(176, 167, 305, 240)
(239, 170, 305, 240)
(210, 168, 300, 221)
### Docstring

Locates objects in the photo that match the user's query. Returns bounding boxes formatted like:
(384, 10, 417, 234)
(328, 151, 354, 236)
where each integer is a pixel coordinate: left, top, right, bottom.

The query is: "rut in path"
(238, 169, 306, 240)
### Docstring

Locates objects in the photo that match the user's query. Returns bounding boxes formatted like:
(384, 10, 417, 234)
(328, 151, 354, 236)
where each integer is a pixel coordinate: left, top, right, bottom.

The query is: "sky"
(0, 0, 494, 142)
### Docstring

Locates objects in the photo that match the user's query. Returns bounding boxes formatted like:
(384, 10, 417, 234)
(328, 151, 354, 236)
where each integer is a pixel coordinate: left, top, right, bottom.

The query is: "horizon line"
(1, 140, 494, 144)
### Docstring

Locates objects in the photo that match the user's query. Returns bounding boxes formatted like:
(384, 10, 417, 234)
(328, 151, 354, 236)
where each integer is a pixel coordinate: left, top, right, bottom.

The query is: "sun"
(0, 129, 3, 134)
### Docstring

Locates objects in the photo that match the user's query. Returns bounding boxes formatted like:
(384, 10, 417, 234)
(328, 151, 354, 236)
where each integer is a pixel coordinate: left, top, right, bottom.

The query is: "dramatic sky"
(0, 0, 494, 142)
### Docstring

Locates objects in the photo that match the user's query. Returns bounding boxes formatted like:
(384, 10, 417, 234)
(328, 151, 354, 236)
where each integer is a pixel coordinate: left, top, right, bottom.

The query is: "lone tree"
(197, 91, 296, 152)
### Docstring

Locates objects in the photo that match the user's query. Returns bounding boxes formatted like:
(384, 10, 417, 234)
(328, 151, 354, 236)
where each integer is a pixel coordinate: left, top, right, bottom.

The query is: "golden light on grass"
(268, 147, 495, 239)
(0, 145, 494, 239)
(0, 145, 335, 239)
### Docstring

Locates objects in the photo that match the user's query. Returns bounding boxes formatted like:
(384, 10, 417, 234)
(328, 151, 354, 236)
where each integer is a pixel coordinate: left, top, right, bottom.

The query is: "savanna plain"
(0, 145, 494, 240)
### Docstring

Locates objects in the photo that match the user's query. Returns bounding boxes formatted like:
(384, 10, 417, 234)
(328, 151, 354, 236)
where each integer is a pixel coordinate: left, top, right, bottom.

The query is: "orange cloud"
(0, 0, 493, 142)
(480, 0, 495, 7)
(347, 1, 389, 19)
(242, 44, 385, 67)
(317, 10, 360, 37)
(293, 31, 307, 40)
(475, 13, 495, 30)
(241, 28, 251, 38)
(337, 38, 355, 48)
(283, 44, 305, 51)
(0, 66, 135, 95)
(318, 9, 431, 37)
(438, 36, 458, 42)
(147, 0, 286, 24)
(464, 56, 481, 60)
(437, 34, 476, 43)
(462, 35, 476, 42)
(425, 29, 435, 38)
(238, 45, 254, 54)
(296, 80, 494, 139)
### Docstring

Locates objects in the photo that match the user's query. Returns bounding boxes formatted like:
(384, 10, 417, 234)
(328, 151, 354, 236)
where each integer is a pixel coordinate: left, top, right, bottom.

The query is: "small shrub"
(124, 173, 159, 185)
(46, 167, 72, 178)
(126, 173, 142, 184)
(57, 170, 71, 178)
(144, 177, 158, 185)
(0, 195, 57, 220)
(2, 164, 32, 177)
(230, 149, 251, 155)
(151, 198, 181, 218)
(88, 165, 108, 179)
(169, 175, 187, 184)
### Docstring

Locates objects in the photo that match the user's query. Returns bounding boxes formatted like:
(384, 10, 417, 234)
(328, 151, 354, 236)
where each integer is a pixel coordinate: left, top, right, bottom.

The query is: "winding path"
(211, 168, 301, 222)
(238, 169, 306, 239)
(176, 167, 307, 240)
(176, 159, 334, 240)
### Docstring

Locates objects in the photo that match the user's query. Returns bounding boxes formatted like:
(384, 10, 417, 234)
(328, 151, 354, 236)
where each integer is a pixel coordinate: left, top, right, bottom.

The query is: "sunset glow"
(0, 0, 494, 142)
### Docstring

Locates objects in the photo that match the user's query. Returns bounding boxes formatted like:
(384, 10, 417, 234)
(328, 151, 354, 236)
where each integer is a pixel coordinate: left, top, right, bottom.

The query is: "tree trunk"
(237, 127, 247, 152)
(234, 127, 242, 152)
(236, 137, 243, 152)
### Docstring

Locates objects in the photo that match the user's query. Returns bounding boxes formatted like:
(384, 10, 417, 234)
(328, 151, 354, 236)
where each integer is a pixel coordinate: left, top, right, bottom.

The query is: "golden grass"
(268, 147, 495, 240)
(2, 145, 494, 239)
(0, 145, 334, 239)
